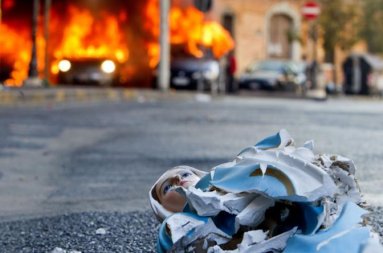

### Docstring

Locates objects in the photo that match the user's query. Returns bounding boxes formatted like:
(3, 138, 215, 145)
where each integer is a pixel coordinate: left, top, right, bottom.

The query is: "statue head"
(149, 166, 207, 221)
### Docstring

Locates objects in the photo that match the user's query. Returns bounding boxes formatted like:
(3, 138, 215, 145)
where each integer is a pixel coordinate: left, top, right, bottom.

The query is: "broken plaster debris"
(150, 129, 383, 253)
(51, 247, 82, 253)
(95, 228, 107, 235)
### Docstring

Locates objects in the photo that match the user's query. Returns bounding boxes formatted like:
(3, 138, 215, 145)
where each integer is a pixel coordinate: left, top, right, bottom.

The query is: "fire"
(51, 6, 129, 75)
(1, 0, 47, 87)
(0, 24, 27, 86)
(1, 0, 234, 86)
(1, 4, 129, 86)
(145, 0, 234, 68)
(0, 23, 45, 87)
(3, 0, 15, 10)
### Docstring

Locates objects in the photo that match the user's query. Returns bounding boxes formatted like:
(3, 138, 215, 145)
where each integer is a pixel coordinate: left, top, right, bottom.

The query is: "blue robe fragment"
(154, 130, 382, 253)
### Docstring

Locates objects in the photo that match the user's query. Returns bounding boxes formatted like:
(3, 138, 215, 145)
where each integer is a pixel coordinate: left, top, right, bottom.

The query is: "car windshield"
(288, 61, 306, 73)
(170, 45, 217, 71)
(69, 59, 104, 67)
(248, 60, 286, 73)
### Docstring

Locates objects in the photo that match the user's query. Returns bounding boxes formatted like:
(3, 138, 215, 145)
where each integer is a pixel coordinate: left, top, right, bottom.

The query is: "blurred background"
(1, 0, 382, 96)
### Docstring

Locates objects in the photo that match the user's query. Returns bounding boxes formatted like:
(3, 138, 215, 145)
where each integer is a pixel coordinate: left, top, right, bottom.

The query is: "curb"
(305, 89, 327, 101)
(237, 89, 328, 101)
(2, 87, 379, 107)
(0, 87, 201, 106)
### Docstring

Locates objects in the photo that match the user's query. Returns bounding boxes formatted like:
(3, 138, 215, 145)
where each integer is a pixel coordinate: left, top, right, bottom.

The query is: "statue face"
(155, 168, 201, 212)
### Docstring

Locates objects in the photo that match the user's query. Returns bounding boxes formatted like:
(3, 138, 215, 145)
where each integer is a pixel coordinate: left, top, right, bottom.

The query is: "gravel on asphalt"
(0, 211, 159, 253)
(365, 206, 383, 244)
(0, 207, 382, 253)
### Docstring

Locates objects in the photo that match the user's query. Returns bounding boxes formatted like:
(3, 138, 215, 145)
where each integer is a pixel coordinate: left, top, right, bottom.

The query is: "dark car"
(169, 56, 220, 90)
(153, 46, 220, 91)
(239, 59, 306, 91)
(56, 58, 120, 86)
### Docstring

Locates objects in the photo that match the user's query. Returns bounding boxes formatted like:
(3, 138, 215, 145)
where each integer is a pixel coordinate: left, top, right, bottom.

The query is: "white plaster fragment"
(208, 227, 297, 253)
(95, 228, 107, 235)
(236, 195, 275, 227)
(303, 140, 315, 151)
(361, 233, 383, 253)
(167, 214, 231, 251)
(52, 248, 66, 253)
(260, 163, 268, 175)
(185, 187, 256, 216)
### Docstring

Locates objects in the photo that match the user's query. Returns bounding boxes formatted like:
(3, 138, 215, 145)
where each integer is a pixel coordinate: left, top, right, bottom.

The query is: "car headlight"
(203, 64, 219, 80)
(101, 60, 116, 74)
(58, 60, 71, 72)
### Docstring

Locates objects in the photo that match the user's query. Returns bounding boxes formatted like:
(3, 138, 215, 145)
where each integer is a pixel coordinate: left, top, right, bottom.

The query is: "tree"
(318, 0, 362, 63)
(361, 0, 383, 53)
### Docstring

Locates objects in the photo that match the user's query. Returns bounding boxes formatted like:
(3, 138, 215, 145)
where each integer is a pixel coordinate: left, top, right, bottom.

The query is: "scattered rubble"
(150, 129, 383, 252)
(95, 228, 107, 235)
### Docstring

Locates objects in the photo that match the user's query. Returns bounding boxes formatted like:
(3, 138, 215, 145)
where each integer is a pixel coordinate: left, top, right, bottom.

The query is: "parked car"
(56, 58, 120, 86)
(153, 46, 220, 91)
(169, 56, 219, 90)
(239, 59, 306, 91)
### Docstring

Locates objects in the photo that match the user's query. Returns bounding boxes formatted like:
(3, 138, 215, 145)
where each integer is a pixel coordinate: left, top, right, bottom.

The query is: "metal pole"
(311, 21, 318, 89)
(28, 0, 39, 78)
(158, 0, 170, 91)
(44, 0, 51, 84)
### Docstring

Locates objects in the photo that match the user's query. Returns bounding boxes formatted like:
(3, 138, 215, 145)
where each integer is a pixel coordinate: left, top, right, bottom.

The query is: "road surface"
(0, 91, 382, 252)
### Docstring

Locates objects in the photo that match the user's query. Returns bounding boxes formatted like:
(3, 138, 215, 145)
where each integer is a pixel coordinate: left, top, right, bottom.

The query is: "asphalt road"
(1, 92, 383, 219)
(0, 91, 383, 252)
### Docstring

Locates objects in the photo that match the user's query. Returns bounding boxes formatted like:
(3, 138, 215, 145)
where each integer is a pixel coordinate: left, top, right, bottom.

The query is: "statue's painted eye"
(181, 172, 192, 178)
(163, 184, 172, 194)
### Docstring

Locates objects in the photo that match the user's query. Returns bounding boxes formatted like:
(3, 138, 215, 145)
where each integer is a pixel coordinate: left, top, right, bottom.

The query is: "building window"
(222, 12, 235, 39)
(268, 14, 293, 59)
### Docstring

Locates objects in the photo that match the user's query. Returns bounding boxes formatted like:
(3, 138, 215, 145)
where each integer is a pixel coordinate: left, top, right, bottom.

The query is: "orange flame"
(1, 1, 233, 86)
(0, 23, 45, 87)
(51, 6, 129, 75)
(0, 5, 129, 86)
(3, 0, 15, 10)
(145, 0, 234, 68)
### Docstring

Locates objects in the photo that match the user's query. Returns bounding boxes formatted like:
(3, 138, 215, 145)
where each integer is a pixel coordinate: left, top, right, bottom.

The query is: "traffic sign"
(302, 1, 321, 20)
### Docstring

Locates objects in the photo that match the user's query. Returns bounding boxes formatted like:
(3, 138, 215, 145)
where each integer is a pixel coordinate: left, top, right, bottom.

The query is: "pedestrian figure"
(225, 50, 237, 93)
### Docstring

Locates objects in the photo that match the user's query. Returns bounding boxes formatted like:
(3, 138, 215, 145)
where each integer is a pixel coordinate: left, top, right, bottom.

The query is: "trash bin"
(343, 53, 383, 95)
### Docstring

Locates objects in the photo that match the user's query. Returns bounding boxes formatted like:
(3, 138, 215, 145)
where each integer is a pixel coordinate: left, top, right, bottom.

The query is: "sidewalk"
(1, 86, 381, 107)
(0, 87, 201, 106)
(237, 88, 328, 101)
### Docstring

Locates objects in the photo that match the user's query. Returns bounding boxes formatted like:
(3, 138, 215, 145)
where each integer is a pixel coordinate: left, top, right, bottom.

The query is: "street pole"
(302, 1, 321, 91)
(44, 0, 51, 85)
(311, 21, 318, 89)
(28, 0, 39, 79)
(158, 0, 170, 91)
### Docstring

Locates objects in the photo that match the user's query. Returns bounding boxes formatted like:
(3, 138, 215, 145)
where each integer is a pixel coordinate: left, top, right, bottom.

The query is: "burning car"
(56, 58, 120, 86)
(1, 2, 233, 87)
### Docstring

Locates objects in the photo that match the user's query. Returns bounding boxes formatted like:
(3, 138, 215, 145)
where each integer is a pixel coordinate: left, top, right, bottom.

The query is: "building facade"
(210, 0, 305, 74)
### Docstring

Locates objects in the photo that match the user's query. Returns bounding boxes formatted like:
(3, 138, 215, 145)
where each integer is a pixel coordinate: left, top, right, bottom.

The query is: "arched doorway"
(265, 3, 301, 61)
(268, 14, 293, 59)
